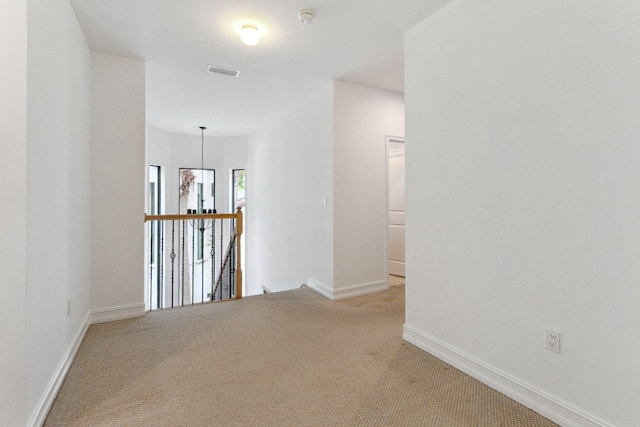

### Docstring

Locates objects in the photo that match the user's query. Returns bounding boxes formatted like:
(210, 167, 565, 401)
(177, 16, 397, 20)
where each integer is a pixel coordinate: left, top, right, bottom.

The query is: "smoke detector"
(298, 10, 315, 24)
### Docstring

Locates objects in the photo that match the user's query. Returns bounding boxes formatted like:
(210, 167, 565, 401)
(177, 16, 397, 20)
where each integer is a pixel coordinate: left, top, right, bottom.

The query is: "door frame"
(385, 136, 406, 283)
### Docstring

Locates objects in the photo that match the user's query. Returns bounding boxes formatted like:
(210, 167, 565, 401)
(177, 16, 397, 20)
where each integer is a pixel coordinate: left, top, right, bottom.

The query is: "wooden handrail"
(144, 212, 238, 222)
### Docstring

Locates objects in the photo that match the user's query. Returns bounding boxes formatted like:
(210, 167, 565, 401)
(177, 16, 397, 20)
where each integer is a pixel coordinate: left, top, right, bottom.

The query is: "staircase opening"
(144, 209, 243, 310)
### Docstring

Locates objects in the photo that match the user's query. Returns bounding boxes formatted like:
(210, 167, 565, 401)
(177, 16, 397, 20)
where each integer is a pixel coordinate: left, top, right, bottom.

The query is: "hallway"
(45, 286, 557, 426)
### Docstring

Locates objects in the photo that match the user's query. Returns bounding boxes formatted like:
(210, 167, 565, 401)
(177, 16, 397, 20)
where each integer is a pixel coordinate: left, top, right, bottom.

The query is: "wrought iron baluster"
(231, 237, 236, 298)
(181, 219, 186, 307)
(149, 221, 154, 310)
(145, 211, 242, 309)
(201, 221, 205, 304)
(170, 220, 176, 308)
(191, 217, 195, 306)
(214, 219, 216, 301)
(213, 219, 224, 301)
(231, 218, 236, 298)
(160, 221, 164, 309)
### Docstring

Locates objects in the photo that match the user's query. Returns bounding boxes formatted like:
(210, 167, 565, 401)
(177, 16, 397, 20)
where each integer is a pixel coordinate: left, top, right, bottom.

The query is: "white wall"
(146, 128, 247, 215)
(247, 82, 334, 295)
(147, 126, 172, 215)
(246, 80, 403, 298)
(26, 1, 92, 422)
(1, 6, 143, 423)
(333, 81, 404, 294)
(0, 1, 28, 424)
(91, 53, 146, 320)
(404, 1, 640, 426)
(0, 0, 93, 423)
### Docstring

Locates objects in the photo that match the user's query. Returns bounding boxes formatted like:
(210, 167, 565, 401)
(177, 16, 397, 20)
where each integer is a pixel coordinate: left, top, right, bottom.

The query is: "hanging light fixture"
(239, 24, 260, 46)
(200, 126, 206, 213)
(198, 126, 216, 214)
(188, 127, 215, 231)
(184, 125, 215, 254)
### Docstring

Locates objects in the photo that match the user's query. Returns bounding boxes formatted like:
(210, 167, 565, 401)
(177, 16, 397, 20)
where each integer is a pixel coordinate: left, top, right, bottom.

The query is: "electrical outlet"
(546, 329, 560, 353)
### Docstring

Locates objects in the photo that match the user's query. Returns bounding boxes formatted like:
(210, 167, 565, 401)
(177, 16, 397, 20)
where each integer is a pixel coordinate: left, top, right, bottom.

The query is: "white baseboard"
(403, 324, 611, 427)
(90, 303, 146, 324)
(28, 313, 91, 427)
(388, 260, 405, 277)
(29, 303, 147, 426)
(333, 280, 388, 300)
(307, 278, 333, 299)
(307, 278, 388, 300)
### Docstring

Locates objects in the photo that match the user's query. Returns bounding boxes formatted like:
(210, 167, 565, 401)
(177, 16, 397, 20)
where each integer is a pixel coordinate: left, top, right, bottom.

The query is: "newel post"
(235, 207, 243, 299)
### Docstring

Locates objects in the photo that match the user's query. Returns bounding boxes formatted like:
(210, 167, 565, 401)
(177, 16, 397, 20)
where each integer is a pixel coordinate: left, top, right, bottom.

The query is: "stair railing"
(144, 208, 243, 310)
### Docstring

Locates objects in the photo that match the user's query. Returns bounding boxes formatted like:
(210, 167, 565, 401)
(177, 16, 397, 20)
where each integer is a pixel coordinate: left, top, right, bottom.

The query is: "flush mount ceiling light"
(298, 10, 315, 24)
(239, 24, 260, 46)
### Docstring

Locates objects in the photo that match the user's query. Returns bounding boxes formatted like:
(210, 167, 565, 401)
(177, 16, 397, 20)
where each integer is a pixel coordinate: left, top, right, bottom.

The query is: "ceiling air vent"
(207, 65, 241, 77)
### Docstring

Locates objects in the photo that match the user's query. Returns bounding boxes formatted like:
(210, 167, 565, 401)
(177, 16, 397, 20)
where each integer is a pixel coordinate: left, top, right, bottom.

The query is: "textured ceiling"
(71, 0, 450, 136)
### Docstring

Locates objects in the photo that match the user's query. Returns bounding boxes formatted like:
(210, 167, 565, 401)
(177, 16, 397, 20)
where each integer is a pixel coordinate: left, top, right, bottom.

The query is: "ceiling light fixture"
(298, 10, 315, 24)
(240, 24, 260, 46)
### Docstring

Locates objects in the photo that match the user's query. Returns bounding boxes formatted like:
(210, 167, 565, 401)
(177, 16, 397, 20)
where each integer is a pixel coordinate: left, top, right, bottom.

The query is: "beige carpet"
(389, 274, 405, 287)
(45, 286, 558, 426)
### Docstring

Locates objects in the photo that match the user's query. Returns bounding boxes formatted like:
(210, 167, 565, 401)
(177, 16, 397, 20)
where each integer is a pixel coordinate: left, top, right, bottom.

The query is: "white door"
(387, 139, 405, 277)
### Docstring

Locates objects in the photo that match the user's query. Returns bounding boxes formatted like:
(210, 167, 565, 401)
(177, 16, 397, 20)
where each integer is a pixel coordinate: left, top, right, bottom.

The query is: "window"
(179, 168, 216, 214)
(179, 168, 215, 261)
(232, 169, 245, 211)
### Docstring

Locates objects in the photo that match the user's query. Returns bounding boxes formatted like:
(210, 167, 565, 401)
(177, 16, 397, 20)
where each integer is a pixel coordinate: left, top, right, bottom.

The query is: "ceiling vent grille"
(207, 65, 241, 77)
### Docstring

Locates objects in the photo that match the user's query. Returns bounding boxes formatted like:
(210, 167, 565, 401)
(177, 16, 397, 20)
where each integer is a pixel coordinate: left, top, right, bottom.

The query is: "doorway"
(387, 137, 405, 278)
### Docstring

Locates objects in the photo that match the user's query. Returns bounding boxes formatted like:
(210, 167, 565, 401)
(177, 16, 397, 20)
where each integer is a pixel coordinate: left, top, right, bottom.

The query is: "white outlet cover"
(546, 330, 561, 353)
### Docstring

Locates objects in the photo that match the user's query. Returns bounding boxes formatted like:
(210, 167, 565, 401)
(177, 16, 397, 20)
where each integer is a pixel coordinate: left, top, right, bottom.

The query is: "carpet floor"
(44, 285, 559, 426)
